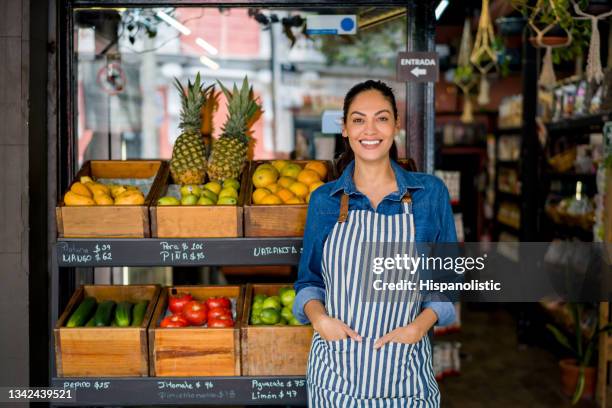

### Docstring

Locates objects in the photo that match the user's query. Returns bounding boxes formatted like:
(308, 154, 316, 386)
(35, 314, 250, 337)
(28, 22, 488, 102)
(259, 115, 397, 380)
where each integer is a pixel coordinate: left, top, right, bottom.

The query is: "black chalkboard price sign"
(56, 238, 303, 267)
(52, 377, 308, 406)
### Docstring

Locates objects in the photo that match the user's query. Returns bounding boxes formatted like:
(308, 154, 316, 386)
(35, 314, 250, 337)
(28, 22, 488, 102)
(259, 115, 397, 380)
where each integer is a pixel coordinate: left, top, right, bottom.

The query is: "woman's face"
(343, 89, 399, 163)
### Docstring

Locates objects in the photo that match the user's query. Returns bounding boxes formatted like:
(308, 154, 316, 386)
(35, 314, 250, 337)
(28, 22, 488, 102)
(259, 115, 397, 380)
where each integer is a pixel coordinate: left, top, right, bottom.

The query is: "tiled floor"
(438, 307, 605, 408)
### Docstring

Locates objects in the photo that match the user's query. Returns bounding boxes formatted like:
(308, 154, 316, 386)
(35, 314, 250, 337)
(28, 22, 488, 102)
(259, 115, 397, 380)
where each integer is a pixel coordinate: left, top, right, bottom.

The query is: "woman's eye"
(353, 118, 363, 124)
(378, 116, 389, 122)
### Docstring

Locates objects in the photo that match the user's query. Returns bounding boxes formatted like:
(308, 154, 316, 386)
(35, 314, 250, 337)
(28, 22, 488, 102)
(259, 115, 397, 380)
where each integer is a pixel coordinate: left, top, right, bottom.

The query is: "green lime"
(277, 317, 288, 326)
(250, 315, 262, 325)
(278, 286, 291, 296)
(262, 297, 281, 311)
(281, 306, 293, 321)
(289, 317, 303, 326)
(260, 308, 281, 325)
(253, 294, 267, 303)
(280, 289, 296, 306)
(251, 303, 263, 316)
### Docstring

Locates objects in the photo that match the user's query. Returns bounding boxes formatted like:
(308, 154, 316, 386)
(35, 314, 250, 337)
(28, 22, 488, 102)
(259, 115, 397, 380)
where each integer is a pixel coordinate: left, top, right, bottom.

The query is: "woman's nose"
(364, 118, 377, 134)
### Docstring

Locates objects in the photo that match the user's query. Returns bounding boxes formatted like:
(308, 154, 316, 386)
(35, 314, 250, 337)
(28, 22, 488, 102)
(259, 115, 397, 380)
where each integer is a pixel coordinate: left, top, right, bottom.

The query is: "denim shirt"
(292, 159, 457, 326)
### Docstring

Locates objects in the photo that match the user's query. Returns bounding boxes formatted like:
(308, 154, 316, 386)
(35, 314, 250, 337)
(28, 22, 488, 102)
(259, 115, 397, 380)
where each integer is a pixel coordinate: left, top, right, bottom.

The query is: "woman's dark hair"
(335, 80, 399, 175)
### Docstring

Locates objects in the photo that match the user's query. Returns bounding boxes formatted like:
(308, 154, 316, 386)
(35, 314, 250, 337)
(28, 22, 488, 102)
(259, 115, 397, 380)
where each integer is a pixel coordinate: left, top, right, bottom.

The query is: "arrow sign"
(411, 67, 427, 77)
(397, 51, 439, 82)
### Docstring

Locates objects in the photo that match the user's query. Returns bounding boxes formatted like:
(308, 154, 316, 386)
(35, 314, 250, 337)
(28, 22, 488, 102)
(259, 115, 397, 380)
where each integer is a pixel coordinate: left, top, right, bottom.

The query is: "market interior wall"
(0, 0, 30, 386)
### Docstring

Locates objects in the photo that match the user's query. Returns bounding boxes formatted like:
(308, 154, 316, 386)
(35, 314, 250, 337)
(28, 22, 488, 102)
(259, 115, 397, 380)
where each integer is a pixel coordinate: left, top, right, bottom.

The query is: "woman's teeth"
(360, 140, 381, 145)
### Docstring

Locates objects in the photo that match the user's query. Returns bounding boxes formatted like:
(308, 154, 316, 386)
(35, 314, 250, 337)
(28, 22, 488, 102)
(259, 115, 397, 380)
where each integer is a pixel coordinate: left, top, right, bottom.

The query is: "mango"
(110, 185, 127, 198)
(64, 191, 95, 206)
(114, 190, 145, 205)
(86, 183, 110, 196)
(158, 196, 181, 206)
(70, 182, 93, 198)
(93, 193, 114, 206)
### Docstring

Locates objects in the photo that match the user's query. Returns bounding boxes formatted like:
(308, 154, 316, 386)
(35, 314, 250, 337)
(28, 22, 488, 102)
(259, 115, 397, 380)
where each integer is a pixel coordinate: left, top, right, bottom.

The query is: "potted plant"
(546, 303, 612, 404)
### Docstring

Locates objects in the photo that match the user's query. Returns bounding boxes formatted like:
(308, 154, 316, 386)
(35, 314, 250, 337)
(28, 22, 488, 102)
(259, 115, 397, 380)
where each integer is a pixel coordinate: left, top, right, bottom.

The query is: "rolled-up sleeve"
(422, 180, 458, 326)
(293, 192, 327, 324)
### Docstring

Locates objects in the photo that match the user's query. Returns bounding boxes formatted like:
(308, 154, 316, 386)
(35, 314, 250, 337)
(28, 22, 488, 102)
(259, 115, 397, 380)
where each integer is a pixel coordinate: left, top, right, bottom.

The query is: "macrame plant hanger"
(470, 0, 498, 106)
(454, 17, 478, 123)
(528, 0, 572, 89)
(571, 0, 612, 84)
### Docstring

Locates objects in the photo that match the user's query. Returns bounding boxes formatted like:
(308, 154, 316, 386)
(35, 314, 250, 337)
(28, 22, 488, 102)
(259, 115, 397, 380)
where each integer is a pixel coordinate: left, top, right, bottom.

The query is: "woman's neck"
(353, 158, 397, 209)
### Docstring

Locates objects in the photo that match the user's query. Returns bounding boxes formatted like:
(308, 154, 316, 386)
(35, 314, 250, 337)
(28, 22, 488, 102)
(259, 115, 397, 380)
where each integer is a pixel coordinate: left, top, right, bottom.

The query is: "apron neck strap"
(337, 193, 349, 223)
(338, 191, 412, 223)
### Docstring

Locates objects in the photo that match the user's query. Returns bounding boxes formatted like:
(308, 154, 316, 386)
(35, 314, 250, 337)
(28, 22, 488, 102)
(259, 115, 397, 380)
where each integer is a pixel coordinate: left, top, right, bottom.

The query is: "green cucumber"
(114, 301, 133, 327)
(131, 300, 149, 327)
(66, 297, 97, 327)
(93, 300, 116, 327)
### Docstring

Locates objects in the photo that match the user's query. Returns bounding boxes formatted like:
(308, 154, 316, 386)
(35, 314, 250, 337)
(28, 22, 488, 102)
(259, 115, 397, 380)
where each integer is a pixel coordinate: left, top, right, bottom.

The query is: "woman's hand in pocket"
(313, 315, 362, 342)
(373, 323, 425, 349)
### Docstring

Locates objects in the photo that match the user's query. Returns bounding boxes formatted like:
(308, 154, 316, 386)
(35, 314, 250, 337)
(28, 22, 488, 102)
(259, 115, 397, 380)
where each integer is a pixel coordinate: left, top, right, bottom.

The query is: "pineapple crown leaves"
(173, 72, 214, 133)
(216, 76, 263, 142)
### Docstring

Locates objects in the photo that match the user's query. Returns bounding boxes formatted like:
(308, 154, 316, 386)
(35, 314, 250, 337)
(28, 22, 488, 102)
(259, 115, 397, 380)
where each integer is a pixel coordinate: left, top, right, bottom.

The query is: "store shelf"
(497, 190, 521, 199)
(50, 376, 307, 406)
(547, 171, 596, 180)
(440, 146, 487, 155)
(497, 160, 519, 166)
(56, 238, 303, 267)
(546, 112, 612, 134)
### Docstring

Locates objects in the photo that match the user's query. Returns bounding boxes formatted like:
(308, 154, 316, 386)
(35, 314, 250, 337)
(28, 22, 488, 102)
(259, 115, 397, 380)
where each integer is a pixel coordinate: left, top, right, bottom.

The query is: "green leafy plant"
(511, 0, 591, 63)
(546, 303, 612, 404)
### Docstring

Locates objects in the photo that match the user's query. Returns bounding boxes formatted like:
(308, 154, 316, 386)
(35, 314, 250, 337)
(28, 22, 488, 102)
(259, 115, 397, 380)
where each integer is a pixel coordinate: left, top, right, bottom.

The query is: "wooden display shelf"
(54, 284, 161, 377)
(149, 285, 244, 377)
(56, 160, 166, 238)
(241, 284, 313, 376)
(150, 166, 248, 238)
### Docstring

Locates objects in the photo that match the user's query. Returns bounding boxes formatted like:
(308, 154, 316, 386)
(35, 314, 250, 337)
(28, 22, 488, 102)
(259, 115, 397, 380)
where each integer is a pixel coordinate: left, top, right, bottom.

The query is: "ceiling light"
(195, 37, 218, 56)
(199, 55, 220, 70)
(157, 10, 191, 36)
(435, 0, 449, 20)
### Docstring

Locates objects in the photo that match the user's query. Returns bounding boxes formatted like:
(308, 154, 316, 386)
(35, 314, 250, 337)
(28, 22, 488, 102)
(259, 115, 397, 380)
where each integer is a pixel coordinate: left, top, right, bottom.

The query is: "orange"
(286, 196, 305, 204)
(297, 169, 321, 186)
(278, 176, 295, 189)
(252, 188, 271, 204)
(276, 188, 296, 203)
(252, 168, 277, 188)
(266, 183, 281, 194)
(288, 181, 309, 198)
(309, 181, 325, 193)
(305, 161, 328, 179)
(261, 194, 282, 205)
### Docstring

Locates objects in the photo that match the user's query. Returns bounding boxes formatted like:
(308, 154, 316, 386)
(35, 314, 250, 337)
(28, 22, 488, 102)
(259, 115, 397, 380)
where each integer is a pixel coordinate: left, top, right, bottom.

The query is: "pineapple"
(200, 86, 220, 159)
(207, 77, 262, 181)
(170, 73, 213, 185)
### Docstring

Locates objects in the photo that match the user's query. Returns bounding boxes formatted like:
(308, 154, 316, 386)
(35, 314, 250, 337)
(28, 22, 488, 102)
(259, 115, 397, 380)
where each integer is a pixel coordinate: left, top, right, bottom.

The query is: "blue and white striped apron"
(307, 192, 439, 407)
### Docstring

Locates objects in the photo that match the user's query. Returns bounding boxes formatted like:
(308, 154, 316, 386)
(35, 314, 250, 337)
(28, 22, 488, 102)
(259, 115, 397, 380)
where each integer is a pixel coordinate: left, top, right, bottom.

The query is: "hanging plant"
(571, 0, 612, 83)
(454, 18, 478, 123)
(470, 0, 498, 106)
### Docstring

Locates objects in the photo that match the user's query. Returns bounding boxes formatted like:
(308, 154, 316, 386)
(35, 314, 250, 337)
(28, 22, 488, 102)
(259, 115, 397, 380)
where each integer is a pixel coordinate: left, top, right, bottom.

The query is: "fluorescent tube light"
(196, 37, 219, 56)
(199, 55, 220, 70)
(435, 0, 449, 20)
(157, 10, 191, 36)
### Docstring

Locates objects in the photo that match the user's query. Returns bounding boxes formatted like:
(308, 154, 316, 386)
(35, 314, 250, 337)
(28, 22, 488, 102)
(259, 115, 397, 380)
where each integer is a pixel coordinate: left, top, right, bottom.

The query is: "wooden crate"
(150, 167, 248, 238)
(54, 284, 161, 377)
(241, 284, 313, 376)
(149, 285, 244, 377)
(244, 160, 333, 237)
(56, 160, 166, 238)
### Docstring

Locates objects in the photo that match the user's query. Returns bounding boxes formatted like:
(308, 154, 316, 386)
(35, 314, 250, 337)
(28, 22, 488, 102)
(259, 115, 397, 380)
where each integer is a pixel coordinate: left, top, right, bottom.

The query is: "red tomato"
(208, 307, 232, 320)
(182, 301, 208, 326)
(160, 314, 189, 328)
(208, 316, 234, 328)
(206, 297, 231, 310)
(168, 292, 193, 314)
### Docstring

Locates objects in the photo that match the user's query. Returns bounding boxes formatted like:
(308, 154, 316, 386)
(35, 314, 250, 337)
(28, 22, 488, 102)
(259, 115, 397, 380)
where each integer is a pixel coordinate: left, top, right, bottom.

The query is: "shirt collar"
(329, 159, 424, 199)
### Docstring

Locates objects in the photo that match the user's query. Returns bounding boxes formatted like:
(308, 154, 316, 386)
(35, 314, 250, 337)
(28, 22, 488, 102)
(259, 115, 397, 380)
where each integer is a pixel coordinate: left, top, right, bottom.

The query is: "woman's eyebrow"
(350, 111, 366, 116)
(375, 109, 391, 115)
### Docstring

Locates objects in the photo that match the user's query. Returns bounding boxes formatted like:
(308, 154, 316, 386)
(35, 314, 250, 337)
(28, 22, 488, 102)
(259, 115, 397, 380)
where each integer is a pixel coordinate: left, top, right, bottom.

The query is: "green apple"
(203, 181, 222, 195)
(223, 178, 240, 191)
(218, 187, 238, 199)
(217, 197, 237, 205)
(181, 194, 198, 205)
(197, 196, 215, 206)
(158, 196, 181, 206)
(201, 189, 218, 202)
(180, 185, 202, 197)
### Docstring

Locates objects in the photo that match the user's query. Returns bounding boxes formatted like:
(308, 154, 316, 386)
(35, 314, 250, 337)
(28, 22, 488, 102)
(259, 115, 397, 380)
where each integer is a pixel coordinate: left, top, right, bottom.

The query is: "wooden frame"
(54, 284, 161, 377)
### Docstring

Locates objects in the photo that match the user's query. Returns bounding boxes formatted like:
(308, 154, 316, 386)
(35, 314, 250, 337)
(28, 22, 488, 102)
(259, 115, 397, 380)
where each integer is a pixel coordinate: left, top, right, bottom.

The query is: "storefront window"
(72, 7, 408, 166)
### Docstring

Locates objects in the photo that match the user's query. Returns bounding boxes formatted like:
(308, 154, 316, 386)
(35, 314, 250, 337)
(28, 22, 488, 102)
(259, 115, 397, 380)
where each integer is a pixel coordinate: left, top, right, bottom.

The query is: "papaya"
(70, 182, 92, 198)
(86, 182, 110, 196)
(93, 193, 114, 206)
(80, 176, 94, 184)
(114, 190, 145, 205)
(109, 185, 127, 198)
(64, 191, 95, 206)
